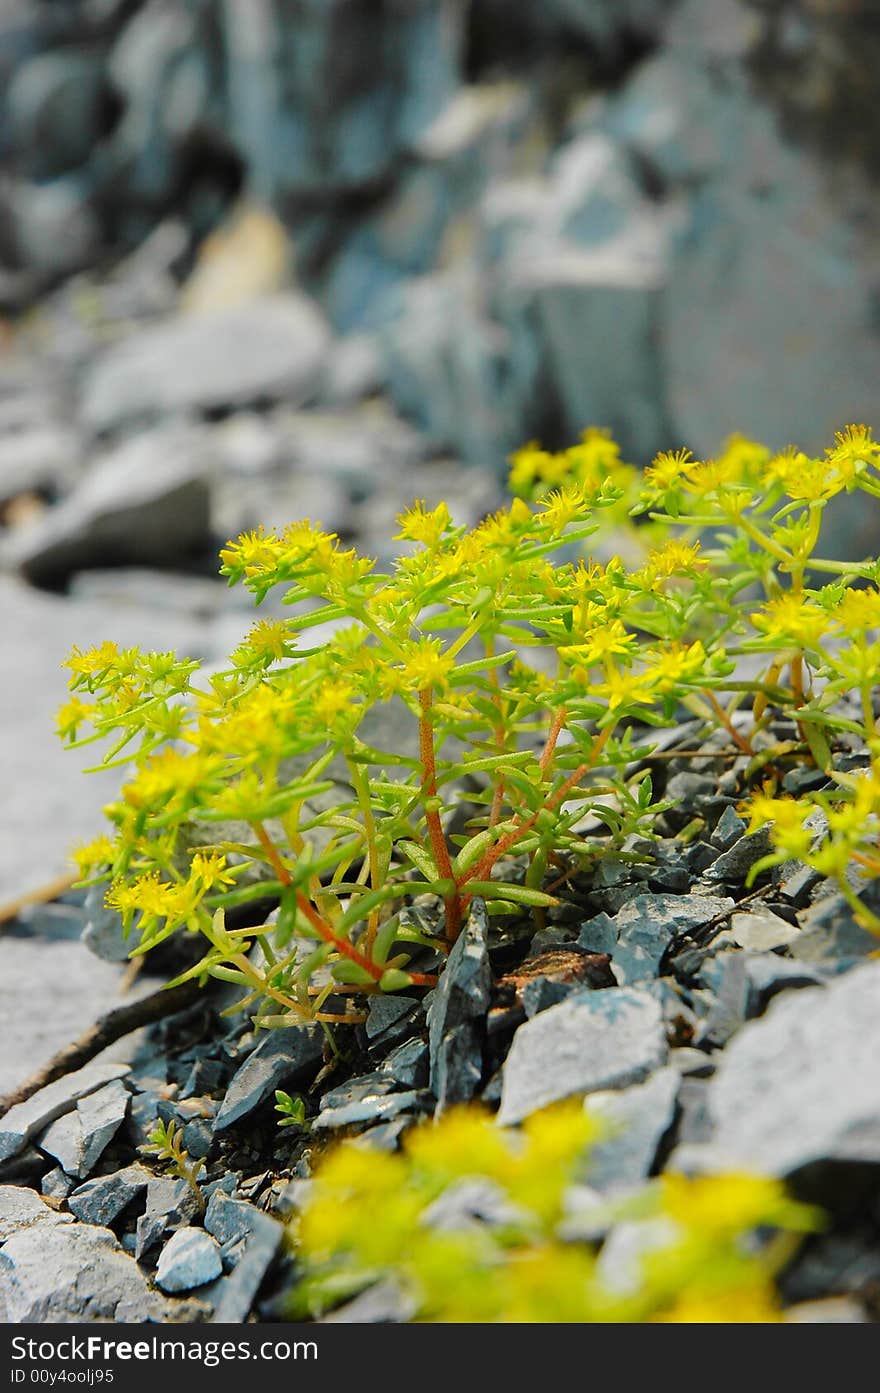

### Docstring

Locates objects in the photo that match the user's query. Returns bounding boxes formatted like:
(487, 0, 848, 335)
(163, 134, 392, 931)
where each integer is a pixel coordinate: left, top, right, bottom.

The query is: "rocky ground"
(1, 711, 879, 1323)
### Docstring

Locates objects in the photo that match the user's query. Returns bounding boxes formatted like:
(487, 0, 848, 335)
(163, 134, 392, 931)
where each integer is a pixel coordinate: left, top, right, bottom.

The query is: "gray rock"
(41, 1167, 74, 1200)
(730, 909, 799, 952)
(710, 805, 747, 851)
(38, 1078, 129, 1179)
(7, 48, 108, 181)
(222, 0, 463, 199)
(313, 1089, 427, 1131)
(503, 233, 674, 462)
(422, 1177, 524, 1233)
(381, 268, 527, 466)
(202, 1192, 284, 1323)
(135, 1175, 200, 1259)
(651, 40, 880, 483)
(3, 173, 101, 276)
(81, 883, 129, 963)
(0, 1185, 74, 1241)
(0, 423, 80, 502)
(5, 424, 212, 588)
(213, 1026, 324, 1133)
(611, 892, 734, 985)
(378, 1038, 429, 1090)
(427, 900, 492, 1110)
(68, 1165, 150, 1227)
(521, 976, 578, 1016)
(82, 295, 331, 433)
(595, 1215, 679, 1297)
(366, 994, 423, 1043)
(789, 893, 879, 967)
(585, 1067, 680, 1192)
(36, 1112, 83, 1178)
(577, 913, 618, 956)
(0, 1222, 172, 1322)
(181, 1117, 214, 1161)
(354, 1118, 412, 1152)
(703, 827, 773, 882)
(498, 987, 667, 1126)
(743, 955, 825, 1013)
(0, 1060, 130, 1164)
(673, 960, 880, 1175)
(155, 1226, 223, 1293)
(320, 1278, 416, 1324)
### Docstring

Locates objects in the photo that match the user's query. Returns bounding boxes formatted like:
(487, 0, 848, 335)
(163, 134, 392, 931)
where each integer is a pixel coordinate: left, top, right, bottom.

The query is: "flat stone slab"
(0, 1222, 172, 1322)
(673, 959, 880, 1176)
(0, 1185, 74, 1241)
(0, 1059, 130, 1164)
(498, 987, 668, 1125)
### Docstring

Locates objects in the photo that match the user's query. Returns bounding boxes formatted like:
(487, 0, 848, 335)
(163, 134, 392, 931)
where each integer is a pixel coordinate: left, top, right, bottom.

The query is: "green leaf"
(398, 840, 439, 882)
(379, 968, 414, 992)
(464, 881, 558, 907)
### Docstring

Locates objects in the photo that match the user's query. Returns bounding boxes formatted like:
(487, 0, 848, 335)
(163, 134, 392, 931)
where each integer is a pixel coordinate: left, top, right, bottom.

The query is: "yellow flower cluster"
(290, 1101, 818, 1323)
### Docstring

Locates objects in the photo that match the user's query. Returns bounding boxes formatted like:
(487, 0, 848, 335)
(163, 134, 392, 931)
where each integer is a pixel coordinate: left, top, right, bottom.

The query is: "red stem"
(418, 689, 463, 939)
(251, 821, 384, 983)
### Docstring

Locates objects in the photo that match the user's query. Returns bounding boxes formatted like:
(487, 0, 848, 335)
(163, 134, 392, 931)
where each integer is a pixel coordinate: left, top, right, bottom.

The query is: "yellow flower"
(239, 619, 293, 664)
(751, 592, 828, 648)
(569, 618, 635, 667)
(105, 872, 196, 924)
(395, 500, 453, 547)
(825, 424, 880, 480)
(661, 1172, 796, 1237)
(645, 640, 708, 693)
(641, 539, 706, 581)
(832, 586, 880, 636)
(744, 792, 813, 859)
(657, 1285, 782, 1323)
(398, 639, 455, 693)
(55, 697, 95, 742)
(64, 641, 121, 680)
(644, 447, 693, 494)
(540, 484, 588, 535)
(219, 527, 281, 578)
(591, 665, 654, 710)
(190, 851, 237, 892)
(312, 678, 356, 725)
(71, 835, 116, 879)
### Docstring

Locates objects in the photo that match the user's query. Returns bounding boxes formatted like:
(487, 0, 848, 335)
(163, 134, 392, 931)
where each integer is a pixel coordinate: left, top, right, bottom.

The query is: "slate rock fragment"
(202, 1192, 284, 1323)
(155, 1227, 223, 1293)
(498, 987, 667, 1126)
(135, 1175, 200, 1259)
(0, 1223, 171, 1322)
(37, 1077, 130, 1179)
(674, 960, 880, 1175)
(611, 892, 734, 986)
(0, 1185, 73, 1241)
(67, 1164, 151, 1227)
(213, 1026, 324, 1133)
(0, 1060, 130, 1164)
(584, 1066, 680, 1192)
(427, 899, 491, 1110)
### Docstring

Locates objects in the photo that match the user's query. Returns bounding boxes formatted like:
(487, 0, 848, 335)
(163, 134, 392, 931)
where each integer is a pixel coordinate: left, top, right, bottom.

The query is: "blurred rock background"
(2, 0, 880, 899)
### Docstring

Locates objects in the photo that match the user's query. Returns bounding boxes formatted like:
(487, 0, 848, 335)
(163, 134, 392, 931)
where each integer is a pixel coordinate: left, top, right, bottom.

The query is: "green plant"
(287, 1101, 820, 1322)
(59, 424, 880, 1027)
(141, 1118, 206, 1214)
(275, 1089, 309, 1130)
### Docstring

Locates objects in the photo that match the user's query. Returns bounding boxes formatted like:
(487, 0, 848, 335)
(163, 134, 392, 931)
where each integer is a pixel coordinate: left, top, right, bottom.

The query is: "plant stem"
(418, 688, 462, 940)
(251, 820, 386, 984)
(702, 690, 756, 756)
